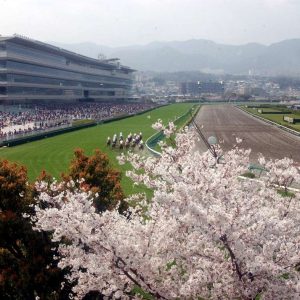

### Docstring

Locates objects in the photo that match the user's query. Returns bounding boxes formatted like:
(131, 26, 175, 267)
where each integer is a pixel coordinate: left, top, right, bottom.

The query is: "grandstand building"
(0, 35, 135, 103)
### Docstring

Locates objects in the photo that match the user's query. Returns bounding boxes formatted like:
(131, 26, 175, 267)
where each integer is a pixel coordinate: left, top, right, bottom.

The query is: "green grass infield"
(0, 103, 196, 195)
(241, 106, 300, 132)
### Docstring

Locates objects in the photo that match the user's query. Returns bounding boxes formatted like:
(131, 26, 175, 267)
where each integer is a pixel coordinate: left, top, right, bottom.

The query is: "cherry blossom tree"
(32, 122, 300, 299)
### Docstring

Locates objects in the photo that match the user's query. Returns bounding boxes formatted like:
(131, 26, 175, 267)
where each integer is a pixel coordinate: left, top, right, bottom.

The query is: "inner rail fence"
(146, 105, 200, 156)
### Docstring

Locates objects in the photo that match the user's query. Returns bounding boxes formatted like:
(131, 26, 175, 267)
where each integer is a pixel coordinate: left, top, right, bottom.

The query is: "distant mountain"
(53, 39, 300, 76)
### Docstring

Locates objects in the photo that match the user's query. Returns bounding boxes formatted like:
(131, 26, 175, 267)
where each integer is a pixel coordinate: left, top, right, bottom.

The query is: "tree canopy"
(62, 148, 127, 213)
(0, 160, 70, 299)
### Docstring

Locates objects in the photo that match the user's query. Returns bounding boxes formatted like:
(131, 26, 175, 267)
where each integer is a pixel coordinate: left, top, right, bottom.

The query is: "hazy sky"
(1, 0, 300, 47)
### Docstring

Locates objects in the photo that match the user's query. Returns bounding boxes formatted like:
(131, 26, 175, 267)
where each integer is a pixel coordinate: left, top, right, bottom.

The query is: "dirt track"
(194, 105, 300, 162)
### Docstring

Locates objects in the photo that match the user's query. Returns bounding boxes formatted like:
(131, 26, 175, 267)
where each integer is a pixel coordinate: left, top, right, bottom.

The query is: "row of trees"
(0, 149, 125, 299)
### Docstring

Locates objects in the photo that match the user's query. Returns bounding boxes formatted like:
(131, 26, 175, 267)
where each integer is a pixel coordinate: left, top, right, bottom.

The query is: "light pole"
(197, 81, 201, 103)
(190, 112, 222, 163)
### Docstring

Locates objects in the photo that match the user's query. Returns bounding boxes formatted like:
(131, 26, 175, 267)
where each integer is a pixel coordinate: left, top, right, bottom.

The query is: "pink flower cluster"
(32, 126, 300, 299)
(152, 119, 177, 138)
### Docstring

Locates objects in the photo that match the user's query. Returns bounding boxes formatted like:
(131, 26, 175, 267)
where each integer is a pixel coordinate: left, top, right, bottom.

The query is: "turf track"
(0, 103, 194, 195)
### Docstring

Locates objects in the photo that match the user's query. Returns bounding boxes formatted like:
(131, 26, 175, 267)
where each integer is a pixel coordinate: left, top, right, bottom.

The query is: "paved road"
(194, 104, 300, 162)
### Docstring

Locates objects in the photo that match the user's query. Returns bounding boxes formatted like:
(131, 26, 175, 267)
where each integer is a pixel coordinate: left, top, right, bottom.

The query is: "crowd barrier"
(0, 122, 97, 147)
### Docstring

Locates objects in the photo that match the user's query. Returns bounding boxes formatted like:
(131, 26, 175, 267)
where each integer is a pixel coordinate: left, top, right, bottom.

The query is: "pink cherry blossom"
(32, 127, 300, 299)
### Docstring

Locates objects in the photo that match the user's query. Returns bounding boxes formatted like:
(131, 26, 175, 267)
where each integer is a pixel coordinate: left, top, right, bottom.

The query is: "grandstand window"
(7, 86, 83, 96)
(7, 42, 65, 64)
(7, 61, 132, 84)
(0, 87, 7, 95)
(0, 74, 7, 81)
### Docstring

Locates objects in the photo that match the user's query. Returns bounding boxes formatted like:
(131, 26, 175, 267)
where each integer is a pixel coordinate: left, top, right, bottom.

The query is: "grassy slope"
(242, 107, 300, 132)
(0, 103, 194, 195)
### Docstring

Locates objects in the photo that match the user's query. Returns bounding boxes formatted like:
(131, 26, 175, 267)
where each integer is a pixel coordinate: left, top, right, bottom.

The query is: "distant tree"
(62, 148, 127, 213)
(0, 160, 70, 299)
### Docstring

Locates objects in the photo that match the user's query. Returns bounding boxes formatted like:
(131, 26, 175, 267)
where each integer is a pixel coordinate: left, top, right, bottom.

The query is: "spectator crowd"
(0, 102, 157, 141)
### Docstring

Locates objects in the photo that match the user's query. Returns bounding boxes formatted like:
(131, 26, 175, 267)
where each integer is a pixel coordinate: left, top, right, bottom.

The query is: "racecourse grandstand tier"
(0, 34, 135, 104)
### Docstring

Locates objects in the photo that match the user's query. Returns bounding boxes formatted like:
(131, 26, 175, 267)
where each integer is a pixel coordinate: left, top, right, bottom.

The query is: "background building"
(0, 35, 134, 104)
(181, 81, 224, 96)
